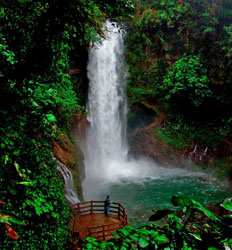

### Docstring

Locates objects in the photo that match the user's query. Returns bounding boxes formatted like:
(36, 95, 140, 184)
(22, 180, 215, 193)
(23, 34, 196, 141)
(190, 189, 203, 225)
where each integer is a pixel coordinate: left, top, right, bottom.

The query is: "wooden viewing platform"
(71, 200, 128, 245)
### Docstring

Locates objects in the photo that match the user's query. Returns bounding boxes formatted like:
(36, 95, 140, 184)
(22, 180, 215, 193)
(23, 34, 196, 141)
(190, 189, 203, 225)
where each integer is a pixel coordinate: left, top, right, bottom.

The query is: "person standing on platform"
(104, 195, 111, 216)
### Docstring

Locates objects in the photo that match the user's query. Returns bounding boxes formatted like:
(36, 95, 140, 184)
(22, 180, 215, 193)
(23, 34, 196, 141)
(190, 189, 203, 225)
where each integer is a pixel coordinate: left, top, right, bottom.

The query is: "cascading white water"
(57, 160, 79, 204)
(84, 21, 129, 181)
(84, 21, 184, 185)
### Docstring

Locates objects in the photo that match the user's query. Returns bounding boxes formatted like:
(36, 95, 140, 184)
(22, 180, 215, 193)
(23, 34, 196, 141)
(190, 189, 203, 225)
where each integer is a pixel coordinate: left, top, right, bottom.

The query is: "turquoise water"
(86, 176, 231, 225)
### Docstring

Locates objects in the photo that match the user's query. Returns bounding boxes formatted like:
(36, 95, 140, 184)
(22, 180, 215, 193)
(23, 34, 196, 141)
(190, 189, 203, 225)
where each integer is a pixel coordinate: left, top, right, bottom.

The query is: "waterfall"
(80, 21, 227, 212)
(84, 20, 176, 192)
(82, 21, 211, 200)
(84, 20, 161, 192)
(57, 160, 79, 205)
(84, 21, 129, 181)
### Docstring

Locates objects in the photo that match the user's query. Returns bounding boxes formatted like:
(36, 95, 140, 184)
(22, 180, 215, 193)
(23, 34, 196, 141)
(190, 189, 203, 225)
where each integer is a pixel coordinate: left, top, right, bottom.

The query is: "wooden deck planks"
(70, 201, 128, 247)
(72, 213, 123, 240)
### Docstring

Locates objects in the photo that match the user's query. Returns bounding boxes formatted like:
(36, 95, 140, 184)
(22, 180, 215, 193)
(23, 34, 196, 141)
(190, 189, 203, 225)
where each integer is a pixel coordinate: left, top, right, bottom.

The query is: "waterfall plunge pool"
(83, 163, 230, 225)
(83, 175, 230, 225)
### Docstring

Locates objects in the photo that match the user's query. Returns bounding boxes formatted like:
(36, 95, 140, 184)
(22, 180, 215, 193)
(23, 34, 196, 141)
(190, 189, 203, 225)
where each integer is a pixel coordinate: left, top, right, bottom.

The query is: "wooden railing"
(87, 222, 122, 241)
(72, 201, 128, 240)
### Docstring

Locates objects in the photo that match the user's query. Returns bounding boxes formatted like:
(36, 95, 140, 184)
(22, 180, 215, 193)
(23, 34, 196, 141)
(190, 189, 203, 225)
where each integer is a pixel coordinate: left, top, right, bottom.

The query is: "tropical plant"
(160, 55, 211, 107)
(83, 196, 232, 250)
(0, 201, 24, 241)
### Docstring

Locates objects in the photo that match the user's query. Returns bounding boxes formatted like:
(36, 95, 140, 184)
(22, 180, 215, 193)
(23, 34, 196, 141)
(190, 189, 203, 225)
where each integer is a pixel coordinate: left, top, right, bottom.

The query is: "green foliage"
(96, 0, 135, 18)
(0, 43, 17, 65)
(83, 226, 169, 250)
(50, 36, 80, 120)
(126, 0, 232, 148)
(0, 215, 24, 226)
(0, 0, 132, 249)
(128, 86, 155, 103)
(155, 116, 231, 149)
(45, 113, 57, 123)
(126, 0, 217, 106)
(221, 25, 232, 58)
(221, 198, 232, 212)
(83, 196, 232, 250)
(155, 126, 191, 150)
(0, 130, 71, 249)
(161, 55, 211, 107)
(171, 196, 220, 222)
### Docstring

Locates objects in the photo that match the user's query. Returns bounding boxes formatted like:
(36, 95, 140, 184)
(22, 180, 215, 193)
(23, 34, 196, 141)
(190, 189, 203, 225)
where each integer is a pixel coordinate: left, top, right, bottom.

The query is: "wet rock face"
(53, 128, 85, 200)
(129, 126, 182, 166)
(53, 133, 76, 169)
(129, 111, 185, 167)
(71, 113, 90, 141)
(128, 103, 157, 132)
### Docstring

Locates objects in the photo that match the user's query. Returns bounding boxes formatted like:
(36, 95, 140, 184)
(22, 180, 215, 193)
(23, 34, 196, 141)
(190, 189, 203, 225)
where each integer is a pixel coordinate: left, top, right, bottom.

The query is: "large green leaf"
(45, 113, 57, 123)
(189, 232, 202, 241)
(150, 231, 169, 244)
(0, 214, 24, 225)
(171, 196, 220, 222)
(16, 181, 35, 187)
(221, 198, 232, 212)
(138, 238, 149, 248)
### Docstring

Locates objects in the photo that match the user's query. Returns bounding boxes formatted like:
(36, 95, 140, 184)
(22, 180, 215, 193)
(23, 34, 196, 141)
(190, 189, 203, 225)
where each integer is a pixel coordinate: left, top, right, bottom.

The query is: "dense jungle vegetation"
(126, 0, 232, 158)
(0, 0, 231, 249)
(0, 0, 133, 249)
